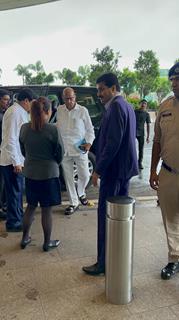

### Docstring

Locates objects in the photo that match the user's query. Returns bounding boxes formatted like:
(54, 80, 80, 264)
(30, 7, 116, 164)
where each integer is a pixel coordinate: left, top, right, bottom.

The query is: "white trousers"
(62, 154, 90, 206)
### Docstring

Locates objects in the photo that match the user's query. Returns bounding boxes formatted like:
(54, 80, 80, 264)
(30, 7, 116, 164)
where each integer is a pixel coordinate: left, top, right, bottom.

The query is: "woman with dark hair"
(19, 97, 64, 251)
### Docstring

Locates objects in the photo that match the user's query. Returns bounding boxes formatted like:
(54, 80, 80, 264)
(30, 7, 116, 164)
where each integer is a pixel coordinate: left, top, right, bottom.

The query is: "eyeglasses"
(63, 96, 75, 101)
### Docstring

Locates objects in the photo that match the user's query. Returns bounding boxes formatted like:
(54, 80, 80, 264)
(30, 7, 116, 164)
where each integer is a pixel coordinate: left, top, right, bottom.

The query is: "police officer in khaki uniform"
(150, 62, 179, 280)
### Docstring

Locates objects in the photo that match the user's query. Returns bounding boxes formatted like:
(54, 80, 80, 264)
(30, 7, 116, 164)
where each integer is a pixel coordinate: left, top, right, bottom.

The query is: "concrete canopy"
(0, 0, 61, 11)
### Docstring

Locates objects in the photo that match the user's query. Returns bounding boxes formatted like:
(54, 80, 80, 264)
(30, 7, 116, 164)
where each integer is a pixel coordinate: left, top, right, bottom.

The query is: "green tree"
(54, 70, 61, 81)
(155, 77, 171, 103)
(134, 50, 160, 98)
(28, 72, 54, 85)
(14, 64, 32, 84)
(119, 68, 137, 96)
(55, 65, 90, 85)
(27, 61, 54, 85)
(44, 73, 54, 84)
(28, 60, 44, 74)
(56, 68, 78, 85)
(88, 46, 121, 85)
(174, 58, 179, 64)
(77, 65, 90, 85)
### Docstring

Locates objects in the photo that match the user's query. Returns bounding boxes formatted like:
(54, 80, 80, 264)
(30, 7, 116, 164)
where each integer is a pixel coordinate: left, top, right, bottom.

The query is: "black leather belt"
(162, 162, 179, 174)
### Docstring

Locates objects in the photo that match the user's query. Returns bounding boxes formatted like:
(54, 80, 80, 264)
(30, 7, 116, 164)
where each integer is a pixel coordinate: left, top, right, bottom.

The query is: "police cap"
(168, 62, 179, 80)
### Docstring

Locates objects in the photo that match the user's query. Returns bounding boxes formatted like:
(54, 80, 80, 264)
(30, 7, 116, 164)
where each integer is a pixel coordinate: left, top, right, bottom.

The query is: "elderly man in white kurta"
(56, 87, 95, 215)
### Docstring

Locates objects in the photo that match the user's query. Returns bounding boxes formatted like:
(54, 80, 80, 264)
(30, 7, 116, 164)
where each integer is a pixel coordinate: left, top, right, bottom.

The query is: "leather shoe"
(82, 262, 105, 276)
(20, 237, 31, 249)
(43, 239, 61, 252)
(161, 262, 179, 280)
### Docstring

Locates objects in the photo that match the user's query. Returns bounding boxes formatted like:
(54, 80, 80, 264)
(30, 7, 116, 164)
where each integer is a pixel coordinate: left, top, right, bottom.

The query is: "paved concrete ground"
(1, 199, 179, 320)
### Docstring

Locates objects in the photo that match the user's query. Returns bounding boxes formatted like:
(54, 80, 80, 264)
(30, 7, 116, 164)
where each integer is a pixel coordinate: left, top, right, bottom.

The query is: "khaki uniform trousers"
(158, 167, 179, 262)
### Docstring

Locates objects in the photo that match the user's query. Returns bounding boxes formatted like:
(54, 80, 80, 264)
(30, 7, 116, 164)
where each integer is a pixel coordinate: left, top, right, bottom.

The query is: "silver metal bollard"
(105, 196, 135, 305)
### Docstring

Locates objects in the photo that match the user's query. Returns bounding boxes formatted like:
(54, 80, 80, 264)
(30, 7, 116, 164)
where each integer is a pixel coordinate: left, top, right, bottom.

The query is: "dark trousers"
(2, 165, 24, 228)
(0, 166, 6, 209)
(97, 176, 129, 268)
(136, 135, 144, 165)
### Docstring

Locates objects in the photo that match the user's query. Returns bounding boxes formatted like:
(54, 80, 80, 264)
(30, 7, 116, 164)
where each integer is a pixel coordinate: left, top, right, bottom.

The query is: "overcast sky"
(0, 0, 178, 85)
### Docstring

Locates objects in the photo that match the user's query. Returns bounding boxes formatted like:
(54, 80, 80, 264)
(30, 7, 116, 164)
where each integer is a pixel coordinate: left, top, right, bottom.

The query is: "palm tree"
(28, 60, 44, 75)
(14, 64, 31, 84)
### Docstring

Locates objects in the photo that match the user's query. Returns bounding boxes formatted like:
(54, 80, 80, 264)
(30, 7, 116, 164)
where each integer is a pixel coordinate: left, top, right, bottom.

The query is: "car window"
(76, 92, 102, 121)
(47, 94, 59, 123)
(47, 94, 59, 107)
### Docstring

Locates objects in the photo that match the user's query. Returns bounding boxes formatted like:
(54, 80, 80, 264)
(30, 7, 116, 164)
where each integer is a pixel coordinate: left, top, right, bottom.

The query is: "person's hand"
(146, 137, 150, 143)
(13, 165, 23, 174)
(92, 172, 99, 187)
(149, 171, 159, 190)
(81, 143, 91, 151)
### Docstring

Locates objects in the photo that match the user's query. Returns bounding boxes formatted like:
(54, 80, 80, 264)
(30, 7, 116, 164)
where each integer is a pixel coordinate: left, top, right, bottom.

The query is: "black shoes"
(20, 238, 60, 251)
(20, 237, 31, 249)
(82, 262, 105, 276)
(161, 262, 179, 280)
(65, 205, 79, 215)
(6, 225, 23, 232)
(43, 239, 61, 252)
(79, 195, 88, 206)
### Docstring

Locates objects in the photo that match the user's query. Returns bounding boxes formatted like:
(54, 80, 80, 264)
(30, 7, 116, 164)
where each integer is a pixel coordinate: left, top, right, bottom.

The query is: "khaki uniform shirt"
(154, 96, 179, 169)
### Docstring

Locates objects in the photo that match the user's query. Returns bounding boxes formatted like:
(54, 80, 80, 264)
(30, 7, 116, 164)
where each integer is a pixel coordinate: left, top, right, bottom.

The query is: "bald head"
(62, 87, 76, 110)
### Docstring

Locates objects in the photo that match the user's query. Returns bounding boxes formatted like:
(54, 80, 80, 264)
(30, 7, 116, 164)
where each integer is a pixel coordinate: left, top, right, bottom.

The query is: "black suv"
(2, 85, 104, 187)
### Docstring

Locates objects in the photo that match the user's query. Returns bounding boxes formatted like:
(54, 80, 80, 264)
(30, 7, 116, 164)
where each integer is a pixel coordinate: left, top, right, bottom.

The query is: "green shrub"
(127, 97, 140, 109)
(127, 97, 159, 110)
(147, 100, 158, 110)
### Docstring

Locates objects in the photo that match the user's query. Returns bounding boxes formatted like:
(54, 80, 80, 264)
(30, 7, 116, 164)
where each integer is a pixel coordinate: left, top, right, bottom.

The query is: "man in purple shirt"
(82, 73, 138, 275)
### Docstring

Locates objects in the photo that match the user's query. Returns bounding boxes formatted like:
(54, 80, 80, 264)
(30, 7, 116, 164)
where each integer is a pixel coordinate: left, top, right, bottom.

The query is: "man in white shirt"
(0, 88, 35, 232)
(0, 89, 10, 221)
(56, 87, 95, 215)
